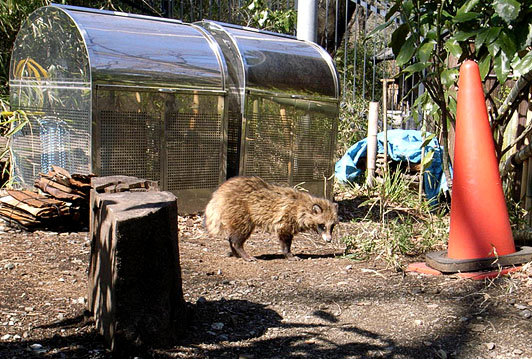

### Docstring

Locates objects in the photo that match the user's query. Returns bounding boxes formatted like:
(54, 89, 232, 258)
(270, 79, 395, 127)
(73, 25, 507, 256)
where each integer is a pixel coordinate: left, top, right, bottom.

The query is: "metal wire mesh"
(99, 111, 162, 182)
(166, 112, 223, 190)
(243, 112, 291, 182)
(12, 107, 91, 187)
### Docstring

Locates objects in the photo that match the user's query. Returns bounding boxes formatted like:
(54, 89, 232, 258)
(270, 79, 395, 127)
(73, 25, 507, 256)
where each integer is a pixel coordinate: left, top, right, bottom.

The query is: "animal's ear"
(312, 204, 323, 214)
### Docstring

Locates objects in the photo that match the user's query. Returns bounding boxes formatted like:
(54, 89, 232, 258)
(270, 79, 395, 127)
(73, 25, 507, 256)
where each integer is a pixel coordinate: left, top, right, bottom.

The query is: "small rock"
(72, 297, 86, 305)
(414, 319, 423, 326)
(519, 310, 531, 319)
(412, 287, 424, 294)
(513, 349, 523, 355)
(211, 322, 224, 330)
(469, 324, 486, 332)
(1, 334, 11, 340)
(30, 343, 43, 350)
(435, 349, 447, 359)
(514, 304, 528, 310)
(58, 278, 65, 282)
(238, 354, 254, 359)
(13, 335, 21, 340)
(5, 263, 15, 270)
(345, 265, 353, 270)
(217, 269, 222, 275)
(485, 342, 495, 350)
(423, 341, 432, 347)
(196, 297, 207, 305)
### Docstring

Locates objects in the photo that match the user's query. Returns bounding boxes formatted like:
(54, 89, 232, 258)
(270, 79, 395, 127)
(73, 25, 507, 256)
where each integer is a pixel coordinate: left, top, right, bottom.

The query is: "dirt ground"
(1, 195, 532, 359)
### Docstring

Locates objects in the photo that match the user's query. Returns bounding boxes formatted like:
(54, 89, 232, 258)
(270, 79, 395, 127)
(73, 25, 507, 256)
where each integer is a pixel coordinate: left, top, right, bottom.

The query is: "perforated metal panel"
(167, 112, 222, 190)
(293, 113, 335, 182)
(240, 96, 337, 193)
(99, 111, 162, 183)
(12, 107, 91, 185)
(226, 111, 242, 178)
(243, 112, 291, 182)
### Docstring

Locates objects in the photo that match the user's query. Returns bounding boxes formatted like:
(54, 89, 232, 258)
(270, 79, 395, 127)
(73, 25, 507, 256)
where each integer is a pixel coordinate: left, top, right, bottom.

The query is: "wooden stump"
(88, 177, 187, 353)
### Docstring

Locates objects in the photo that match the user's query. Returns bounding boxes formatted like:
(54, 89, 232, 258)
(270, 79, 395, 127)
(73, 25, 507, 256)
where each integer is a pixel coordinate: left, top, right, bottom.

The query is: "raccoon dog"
(204, 176, 338, 261)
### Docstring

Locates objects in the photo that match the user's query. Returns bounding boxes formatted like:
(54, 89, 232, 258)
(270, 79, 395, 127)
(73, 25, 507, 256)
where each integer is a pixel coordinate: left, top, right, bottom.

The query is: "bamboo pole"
(381, 79, 394, 173)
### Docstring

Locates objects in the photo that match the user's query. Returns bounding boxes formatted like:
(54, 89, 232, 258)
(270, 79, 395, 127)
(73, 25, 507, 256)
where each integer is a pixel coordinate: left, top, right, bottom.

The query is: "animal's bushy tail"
(204, 198, 225, 237)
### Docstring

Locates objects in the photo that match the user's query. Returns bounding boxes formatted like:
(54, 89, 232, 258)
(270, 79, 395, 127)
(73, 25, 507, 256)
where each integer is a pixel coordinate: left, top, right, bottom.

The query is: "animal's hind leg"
(279, 233, 298, 260)
(228, 233, 255, 262)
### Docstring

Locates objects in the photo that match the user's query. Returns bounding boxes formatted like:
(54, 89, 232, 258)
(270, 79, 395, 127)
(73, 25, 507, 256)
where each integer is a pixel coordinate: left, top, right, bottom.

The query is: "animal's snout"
(321, 232, 332, 243)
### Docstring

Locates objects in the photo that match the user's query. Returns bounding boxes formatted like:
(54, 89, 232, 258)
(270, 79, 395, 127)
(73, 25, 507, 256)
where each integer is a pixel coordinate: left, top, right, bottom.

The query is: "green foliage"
(362, 167, 421, 221)
(383, 0, 532, 159)
(340, 170, 448, 270)
(336, 97, 368, 160)
(0, 98, 29, 188)
(241, 0, 296, 34)
(0, 0, 50, 99)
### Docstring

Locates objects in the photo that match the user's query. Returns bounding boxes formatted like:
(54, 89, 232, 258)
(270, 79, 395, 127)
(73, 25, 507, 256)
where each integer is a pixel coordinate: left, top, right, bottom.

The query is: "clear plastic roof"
(10, 5, 226, 91)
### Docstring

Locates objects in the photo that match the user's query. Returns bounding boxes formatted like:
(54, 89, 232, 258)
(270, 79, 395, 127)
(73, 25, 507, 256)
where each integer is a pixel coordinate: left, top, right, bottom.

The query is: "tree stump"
(88, 177, 187, 353)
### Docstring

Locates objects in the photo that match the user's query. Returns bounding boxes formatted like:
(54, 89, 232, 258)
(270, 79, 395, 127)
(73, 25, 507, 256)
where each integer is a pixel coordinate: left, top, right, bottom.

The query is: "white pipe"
(366, 102, 379, 186)
(297, 0, 318, 42)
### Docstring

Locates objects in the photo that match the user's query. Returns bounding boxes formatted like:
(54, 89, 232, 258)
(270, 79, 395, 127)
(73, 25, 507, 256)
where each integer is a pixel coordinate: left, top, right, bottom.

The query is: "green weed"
(340, 168, 448, 270)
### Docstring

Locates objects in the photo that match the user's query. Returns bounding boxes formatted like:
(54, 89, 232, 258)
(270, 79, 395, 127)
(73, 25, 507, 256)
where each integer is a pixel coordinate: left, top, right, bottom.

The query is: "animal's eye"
(318, 224, 325, 232)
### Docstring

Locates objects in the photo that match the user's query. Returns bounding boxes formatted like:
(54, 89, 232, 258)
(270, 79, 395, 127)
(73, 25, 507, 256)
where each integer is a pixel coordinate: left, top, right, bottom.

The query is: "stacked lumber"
(34, 165, 92, 202)
(0, 189, 70, 228)
(0, 166, 93, 230)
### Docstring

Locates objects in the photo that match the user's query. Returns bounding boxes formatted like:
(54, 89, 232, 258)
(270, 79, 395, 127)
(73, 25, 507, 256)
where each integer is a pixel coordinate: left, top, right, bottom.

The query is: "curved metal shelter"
(10, 4, 228, 213)
(197, 21, 340, 198)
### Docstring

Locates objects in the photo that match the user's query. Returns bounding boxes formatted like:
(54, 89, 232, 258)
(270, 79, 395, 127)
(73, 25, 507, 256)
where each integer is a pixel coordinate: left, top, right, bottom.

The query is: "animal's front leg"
(279, 233, 298, 260)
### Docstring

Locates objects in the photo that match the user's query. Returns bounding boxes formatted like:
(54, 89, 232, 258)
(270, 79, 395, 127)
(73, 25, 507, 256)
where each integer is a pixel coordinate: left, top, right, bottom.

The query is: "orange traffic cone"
(424, 60, 532, 273)
(449, 60, 515, 258)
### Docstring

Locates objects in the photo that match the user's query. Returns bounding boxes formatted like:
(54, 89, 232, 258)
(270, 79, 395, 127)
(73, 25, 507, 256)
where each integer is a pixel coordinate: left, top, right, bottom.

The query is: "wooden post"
(366, 102, 379, 186)
(419, 114, 426, 201)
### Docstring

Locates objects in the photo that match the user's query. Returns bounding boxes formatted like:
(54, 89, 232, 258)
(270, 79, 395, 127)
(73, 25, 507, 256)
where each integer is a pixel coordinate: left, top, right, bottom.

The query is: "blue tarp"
(335, 129, 449, 201)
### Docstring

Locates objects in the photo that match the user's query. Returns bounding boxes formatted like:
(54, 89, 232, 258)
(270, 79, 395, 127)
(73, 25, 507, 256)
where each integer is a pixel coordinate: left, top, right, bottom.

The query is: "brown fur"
(204, 176, 338, 261)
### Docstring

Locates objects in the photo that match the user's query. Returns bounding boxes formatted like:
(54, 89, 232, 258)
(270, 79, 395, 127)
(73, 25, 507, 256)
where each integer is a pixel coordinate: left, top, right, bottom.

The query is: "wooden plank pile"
(0, 166, 93, 229)
(0, 190, 69, 228)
